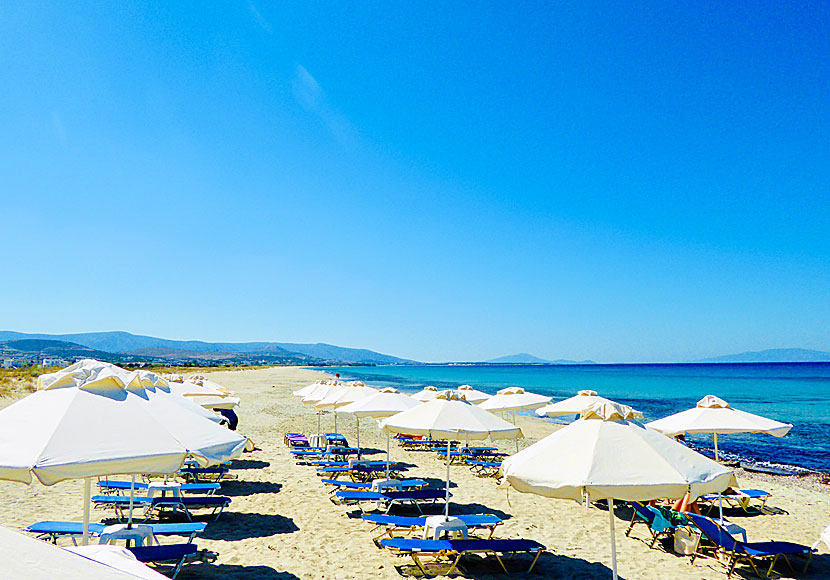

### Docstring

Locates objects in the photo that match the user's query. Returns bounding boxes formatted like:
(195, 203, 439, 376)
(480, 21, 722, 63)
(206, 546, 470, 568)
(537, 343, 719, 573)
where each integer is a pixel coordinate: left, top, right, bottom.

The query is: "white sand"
(1, 366, 828, 579)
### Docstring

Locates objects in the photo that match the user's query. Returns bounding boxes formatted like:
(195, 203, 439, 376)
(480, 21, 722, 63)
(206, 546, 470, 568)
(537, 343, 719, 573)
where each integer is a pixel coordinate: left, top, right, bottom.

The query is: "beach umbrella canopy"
(535, 390, 627, 418)
(339, 387, 423, 474)
(293, 381, 327, 399)
(455, 385, 491, 403)
(478, 387, 551, 412)
(313, 385, 378, 411)
(381, 391, 522, 516)
(1, 524, 168, 580)
(166, 380, 240, 409)
(502, 401, 735, 580)
(645, 395, 793, 461)
(301, 382, 345, 405)
(410, 385, 442, 402)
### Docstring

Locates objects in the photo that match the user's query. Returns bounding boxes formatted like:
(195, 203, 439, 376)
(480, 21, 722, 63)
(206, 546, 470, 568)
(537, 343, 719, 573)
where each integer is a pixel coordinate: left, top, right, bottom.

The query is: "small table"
(423, 516, 468, 540)
(99, 524, 154, 547)
(371, 478, 403, 493)
(147, 481, 182, 498)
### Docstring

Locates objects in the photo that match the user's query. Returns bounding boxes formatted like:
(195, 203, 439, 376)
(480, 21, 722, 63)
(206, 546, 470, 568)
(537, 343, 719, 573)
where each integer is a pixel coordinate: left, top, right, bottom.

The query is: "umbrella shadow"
(198, 512, 298, 540)
(448, 502, 513, 521)
(419, 477, 458, 489)
(178, 564, 301, 579)
(219, 480, 283, 496)
(228, 459, 270, 469)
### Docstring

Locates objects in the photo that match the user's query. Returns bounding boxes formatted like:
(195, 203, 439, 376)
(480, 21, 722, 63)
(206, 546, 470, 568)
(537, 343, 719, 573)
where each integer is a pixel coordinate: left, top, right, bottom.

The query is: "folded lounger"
(321, 479, 428, 492)
(624, 501, 677, 548)
(325, 433, 349, 445)
(98, 480, 220, 495)
(25, 521, 207, 544)
(128, 543, 200, 579)
(362, 513, 503, 542)
(91, 495, 231, 522)
(465, 460, 502, 478)
(687, 513, 813, 578)
(380, 538, 545, 575)
(334, 489, 450, 514)
(698, 489, 772, 513)
(284, 432, 309, 447)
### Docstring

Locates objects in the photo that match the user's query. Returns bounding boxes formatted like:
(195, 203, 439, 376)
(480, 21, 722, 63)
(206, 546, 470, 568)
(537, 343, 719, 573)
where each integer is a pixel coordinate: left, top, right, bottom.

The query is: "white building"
(41, 357, 66, 368)
(2, 359, 15, 369)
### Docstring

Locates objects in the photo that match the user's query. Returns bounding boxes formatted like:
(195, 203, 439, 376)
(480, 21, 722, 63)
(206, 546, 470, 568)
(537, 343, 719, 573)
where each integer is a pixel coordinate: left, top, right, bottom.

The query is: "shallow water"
(314, 363, 830, 473)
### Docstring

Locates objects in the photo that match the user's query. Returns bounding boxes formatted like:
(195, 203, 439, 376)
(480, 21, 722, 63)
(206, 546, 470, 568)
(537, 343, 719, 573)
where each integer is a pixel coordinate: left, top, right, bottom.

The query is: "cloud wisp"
(248, 2, 272, 34)
(292, 64, 357, 146)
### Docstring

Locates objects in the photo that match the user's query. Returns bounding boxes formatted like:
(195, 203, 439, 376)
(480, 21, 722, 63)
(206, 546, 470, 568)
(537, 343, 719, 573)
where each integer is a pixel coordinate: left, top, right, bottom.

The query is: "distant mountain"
(0, 331, 415, 365)
(488, 353, 552, 364)
(0, 339, 121, 362)
(486, 353, 596, 364)
(699, 348, 830, 363)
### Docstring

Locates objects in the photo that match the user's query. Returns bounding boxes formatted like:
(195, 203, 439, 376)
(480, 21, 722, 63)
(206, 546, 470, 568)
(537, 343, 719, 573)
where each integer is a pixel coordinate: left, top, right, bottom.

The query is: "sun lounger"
(687, 513, 813, 578)
(177, 467, 231, 483)
(316, 464, 409, 482)
(321, 478, 428, 492)
(284, 432, 309, 447)
(465, 460, 502, 478)
(97, 480, 220, 495)
(698, 489, 772, 513)
(291, 447, 360, 462)
(379, 538, 545, 575)
(624, 502, 678, 548)
(91, 494, 231, 522)
(333, 489, 450, 514)
(325, 433, 349, 446)
(128, 543, 200, 579)
(362, 513, 503, 542)
(25, 521, 206, 544)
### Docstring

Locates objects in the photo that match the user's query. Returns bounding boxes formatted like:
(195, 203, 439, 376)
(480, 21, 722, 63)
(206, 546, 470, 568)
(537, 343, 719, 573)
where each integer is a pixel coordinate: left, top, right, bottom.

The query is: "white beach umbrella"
(410, 385, 442, 402)
(645, 395, 793, 460)
(314, 385, 378, 438)
(478, 387, 551, 414)
(502, 401, 736, 580)
(293, 381, 326, 399)
(380, 391, 522, 516)
(455, 384, 491, 403)
(339, 387, 423, 475)
(1, 524, 168, 580)
(166, 380, 240, 410)
(535, 390, 628, 419)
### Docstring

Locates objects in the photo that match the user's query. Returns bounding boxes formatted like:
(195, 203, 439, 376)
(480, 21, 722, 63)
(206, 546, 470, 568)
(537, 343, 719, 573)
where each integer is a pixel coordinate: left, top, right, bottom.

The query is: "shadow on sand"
(199, 512, 299, 540)
(228, 459, 271, 469)
(178, 564, 301, 579)
(220, 480, 283, 496)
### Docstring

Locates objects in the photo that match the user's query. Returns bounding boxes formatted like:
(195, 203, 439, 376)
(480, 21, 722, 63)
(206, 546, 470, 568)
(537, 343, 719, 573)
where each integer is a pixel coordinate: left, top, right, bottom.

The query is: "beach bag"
(673, 527, 700, 555)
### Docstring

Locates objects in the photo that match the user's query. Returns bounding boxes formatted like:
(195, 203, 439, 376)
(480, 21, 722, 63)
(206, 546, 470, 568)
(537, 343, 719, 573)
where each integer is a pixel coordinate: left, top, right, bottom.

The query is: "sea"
(311, 363, 830, 474)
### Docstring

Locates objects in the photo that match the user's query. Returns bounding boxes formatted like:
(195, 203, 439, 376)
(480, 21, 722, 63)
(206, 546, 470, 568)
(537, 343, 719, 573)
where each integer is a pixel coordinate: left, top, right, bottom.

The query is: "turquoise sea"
(313, 363, 830, 473)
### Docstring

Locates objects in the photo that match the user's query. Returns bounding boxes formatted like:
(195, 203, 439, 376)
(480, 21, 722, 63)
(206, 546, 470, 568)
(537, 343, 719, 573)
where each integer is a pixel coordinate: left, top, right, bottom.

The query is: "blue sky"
(1, 2, 828, 362)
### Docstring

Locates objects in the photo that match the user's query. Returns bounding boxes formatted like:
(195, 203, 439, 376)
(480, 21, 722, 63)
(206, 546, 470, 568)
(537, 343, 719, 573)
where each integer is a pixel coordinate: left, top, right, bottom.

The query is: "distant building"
(2, 359, 15, 369)
(41, 357, 67, 368)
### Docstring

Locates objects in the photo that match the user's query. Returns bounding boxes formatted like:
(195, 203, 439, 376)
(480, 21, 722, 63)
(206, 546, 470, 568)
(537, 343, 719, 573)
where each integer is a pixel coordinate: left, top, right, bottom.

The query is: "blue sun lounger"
(698, 489, 772, 513)
(128, 543, 201, 579)
(98, 480, 220, 495)
(465, 460, 502, 478)
(362, 513, 503, 542)
(321, 478, 428, 492)
(177, 467, 230, 483)
(380, 538, 545, 575)
(91, 494, 231, 522)
(687, 513, 813, 578)
(25, 521, 206, 544)
(624, 501, 677, 548)
(334, 489, 450, 513)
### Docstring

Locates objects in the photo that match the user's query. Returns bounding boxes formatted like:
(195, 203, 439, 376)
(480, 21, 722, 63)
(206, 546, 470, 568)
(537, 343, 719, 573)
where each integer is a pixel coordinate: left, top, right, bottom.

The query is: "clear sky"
(1, 3, 828, 363)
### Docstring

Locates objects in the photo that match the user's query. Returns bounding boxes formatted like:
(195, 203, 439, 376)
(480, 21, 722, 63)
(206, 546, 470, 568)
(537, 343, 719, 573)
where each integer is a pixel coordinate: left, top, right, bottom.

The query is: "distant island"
(486, 353, 596, 364)
(698, 348, 830, 363)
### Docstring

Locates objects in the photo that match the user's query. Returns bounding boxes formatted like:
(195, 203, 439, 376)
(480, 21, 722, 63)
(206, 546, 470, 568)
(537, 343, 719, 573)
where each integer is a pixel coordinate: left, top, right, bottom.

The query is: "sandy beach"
(1, 366, 828, 579)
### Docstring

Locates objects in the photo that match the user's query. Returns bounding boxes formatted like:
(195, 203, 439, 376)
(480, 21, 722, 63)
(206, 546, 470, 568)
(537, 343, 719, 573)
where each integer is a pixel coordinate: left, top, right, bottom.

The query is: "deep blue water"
(312, 363, 830, 473)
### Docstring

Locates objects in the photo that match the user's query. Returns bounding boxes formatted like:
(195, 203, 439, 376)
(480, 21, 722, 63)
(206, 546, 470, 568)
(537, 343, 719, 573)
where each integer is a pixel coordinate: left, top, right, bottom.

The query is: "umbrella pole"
(334, 411, 337, 434)
(445, 437, 451, 518)
(356, 417, 360, 459)
(386, 431, 390, 479)
(317, 412, 321, 437)
(713, 433, 719, 462)
(82, 477, 91, 546)
(512, 411, 519, 452)
(128, 474, 136, 528)
(609, 498, 618, 580)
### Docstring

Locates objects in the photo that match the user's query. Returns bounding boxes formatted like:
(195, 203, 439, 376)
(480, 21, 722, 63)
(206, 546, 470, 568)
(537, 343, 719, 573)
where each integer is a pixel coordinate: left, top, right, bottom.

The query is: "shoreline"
(0, 365, 827, 579)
